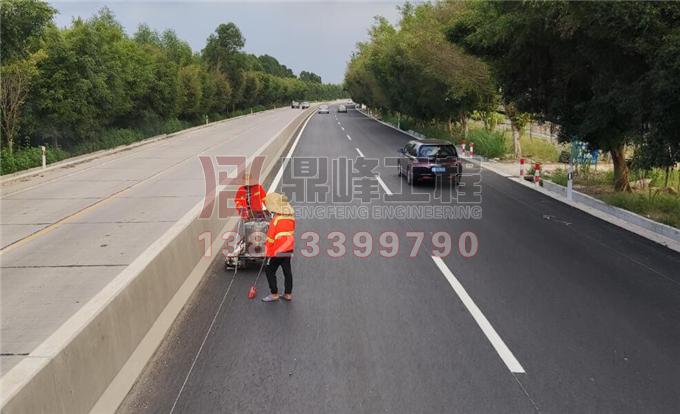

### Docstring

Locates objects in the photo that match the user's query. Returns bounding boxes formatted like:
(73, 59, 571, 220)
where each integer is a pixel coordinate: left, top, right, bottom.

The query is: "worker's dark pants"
(265, 255, 293, 295)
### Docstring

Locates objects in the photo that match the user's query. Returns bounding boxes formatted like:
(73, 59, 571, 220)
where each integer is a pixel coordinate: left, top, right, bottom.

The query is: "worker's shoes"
(283, 294, 293, 301)
(261, 294, 279, 302)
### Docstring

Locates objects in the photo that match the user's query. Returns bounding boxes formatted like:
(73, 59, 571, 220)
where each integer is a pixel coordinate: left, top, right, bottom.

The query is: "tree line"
(345, 1, 680, 191)
(0, 0, 344, 173)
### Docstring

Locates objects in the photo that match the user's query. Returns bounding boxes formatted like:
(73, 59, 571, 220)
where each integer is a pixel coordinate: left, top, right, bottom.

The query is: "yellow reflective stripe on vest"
(274, 231, 294, 239)
(273, 215, 295, 226)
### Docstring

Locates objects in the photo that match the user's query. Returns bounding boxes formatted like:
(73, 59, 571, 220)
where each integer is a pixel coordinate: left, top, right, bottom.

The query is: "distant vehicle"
(291, 101, 300, 108)
(301, 101, 310, 109)
(318, 105, 329, 114)
(398, 139, 462, 186)
(338, 104, 347, 113)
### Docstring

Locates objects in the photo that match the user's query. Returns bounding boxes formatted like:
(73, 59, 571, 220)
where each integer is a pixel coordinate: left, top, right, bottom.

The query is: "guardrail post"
(534, 162, 541, 185)
(567, 160, 573, 200)
(41, 145, 46, 169)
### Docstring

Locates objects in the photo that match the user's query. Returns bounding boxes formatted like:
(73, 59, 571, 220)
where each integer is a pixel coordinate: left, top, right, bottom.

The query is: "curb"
(475, 158, 680, 253)
(356, 109, 424, 141)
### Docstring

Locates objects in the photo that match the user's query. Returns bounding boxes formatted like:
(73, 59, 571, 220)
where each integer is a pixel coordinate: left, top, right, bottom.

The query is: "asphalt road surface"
(119, 105, 680, 414)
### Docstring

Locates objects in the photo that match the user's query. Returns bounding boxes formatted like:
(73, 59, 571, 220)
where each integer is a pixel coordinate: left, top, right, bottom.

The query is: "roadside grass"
(468, 128, 508, 158)
(518, 135, 561, 163)
(543, 168, 680, 229)
(0, 146, 70, 175)
(600, 192, 680, 228)
(630, 167, 680, 192)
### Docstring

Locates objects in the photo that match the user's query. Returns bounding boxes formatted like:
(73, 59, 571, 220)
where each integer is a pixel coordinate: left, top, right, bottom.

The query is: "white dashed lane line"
(431, 256, 526, 374)
(355, 148, 364, 157)
(346, 134, 352, 141)
(375, 175, 393, 195)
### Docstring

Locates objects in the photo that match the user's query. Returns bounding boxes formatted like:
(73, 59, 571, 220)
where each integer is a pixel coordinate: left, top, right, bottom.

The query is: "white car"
(318, 105, 329, 114)
(301, 101, 310, 109)
(338, 104, 347, 113)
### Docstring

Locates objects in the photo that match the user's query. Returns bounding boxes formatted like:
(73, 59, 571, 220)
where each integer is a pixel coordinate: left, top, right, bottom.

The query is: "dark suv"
(398, 139, 462, 185)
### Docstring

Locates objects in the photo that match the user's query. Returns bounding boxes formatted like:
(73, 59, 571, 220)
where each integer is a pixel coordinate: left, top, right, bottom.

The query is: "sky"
(50, 1, 404, 84)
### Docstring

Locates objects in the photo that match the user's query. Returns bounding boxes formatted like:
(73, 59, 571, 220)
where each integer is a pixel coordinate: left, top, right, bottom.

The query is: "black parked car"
(398, 139, 462, 185)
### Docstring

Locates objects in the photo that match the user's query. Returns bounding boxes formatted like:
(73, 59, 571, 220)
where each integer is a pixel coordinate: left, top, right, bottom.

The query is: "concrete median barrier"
(0, 107, 316, 414)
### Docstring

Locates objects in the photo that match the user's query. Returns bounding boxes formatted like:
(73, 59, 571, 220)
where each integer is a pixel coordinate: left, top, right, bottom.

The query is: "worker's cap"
(264, 192, 294, 215)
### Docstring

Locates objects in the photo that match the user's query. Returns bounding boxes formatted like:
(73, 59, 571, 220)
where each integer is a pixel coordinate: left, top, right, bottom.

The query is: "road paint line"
(341, 126, 345, 131)
(346, 134, 352, 141)
(269, 112, 315, 192)
(431, 256, 525, 374)
(337, 121, 341, 125)
(375, 175, 393, 195)
(355, 148, 365, 157)
(169, 266, 239, 414)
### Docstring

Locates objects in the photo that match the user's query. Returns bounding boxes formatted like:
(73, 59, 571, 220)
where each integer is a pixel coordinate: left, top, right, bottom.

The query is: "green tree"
(2, 7, 345, 173)
(1, 52, 45, 152)
(177, 64, 204, 120)
(0, 0, 55, 61)
(448, 1, 680, 191)
(345, 3, 494, 136)
(258, 54, 295, 78)
(202, 22, 245, 70)
(160, 29, 192, 67)
(299, 71, 322, 84)
(0, 0, 55, 152)
(133, 23, 160, 47)
(503, 102, 530, 159)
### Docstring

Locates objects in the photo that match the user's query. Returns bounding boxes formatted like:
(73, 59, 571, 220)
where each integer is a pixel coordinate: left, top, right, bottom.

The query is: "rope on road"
(168, 260, 240, 414)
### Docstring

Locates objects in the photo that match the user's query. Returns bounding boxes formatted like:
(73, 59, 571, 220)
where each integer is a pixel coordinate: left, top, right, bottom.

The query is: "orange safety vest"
(265, 213, 295, 257)
(235, 184, 266, 217)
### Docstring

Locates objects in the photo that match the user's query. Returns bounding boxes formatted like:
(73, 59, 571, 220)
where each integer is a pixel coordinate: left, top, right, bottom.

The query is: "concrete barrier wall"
(0, 108, 315, 414)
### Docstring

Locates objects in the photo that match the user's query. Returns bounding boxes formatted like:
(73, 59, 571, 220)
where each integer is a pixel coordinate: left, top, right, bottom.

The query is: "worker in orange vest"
(261, 193, 295, 302)
(235, 173, 267, 219)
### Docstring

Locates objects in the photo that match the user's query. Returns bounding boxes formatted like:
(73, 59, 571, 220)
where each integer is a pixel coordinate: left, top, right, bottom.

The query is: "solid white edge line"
(375, 175, 393, 196)
(346, 134, 352, 141)
(431, 256, 526, 374)
(355, 148, 364, 158)
(268, 112, 314, 192)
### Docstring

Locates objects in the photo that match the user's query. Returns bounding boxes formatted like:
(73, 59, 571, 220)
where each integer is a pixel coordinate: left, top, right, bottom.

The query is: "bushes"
(162, 118, 192, 134)
(601, 192, 680, 228)
(467, 128, 508, 158)
(71, 128, 145, 155)
(1, 146, 69, 175)
(520, 136, 560, 162)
